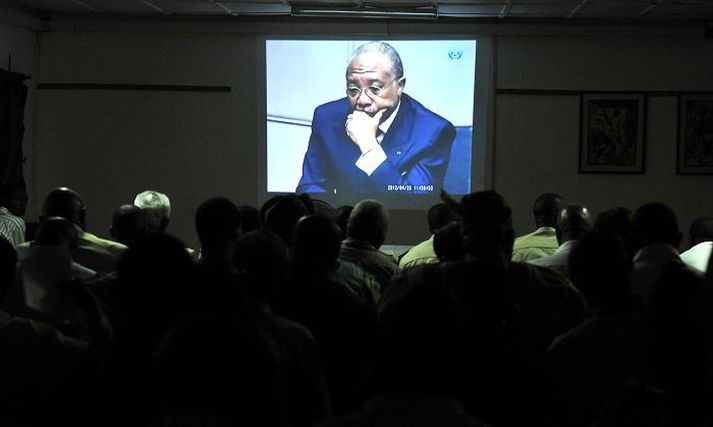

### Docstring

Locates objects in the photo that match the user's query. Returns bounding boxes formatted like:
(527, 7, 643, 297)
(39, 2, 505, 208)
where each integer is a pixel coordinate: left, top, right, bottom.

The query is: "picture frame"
(579, 92, 646, 174)
(678, 93, 713, 174)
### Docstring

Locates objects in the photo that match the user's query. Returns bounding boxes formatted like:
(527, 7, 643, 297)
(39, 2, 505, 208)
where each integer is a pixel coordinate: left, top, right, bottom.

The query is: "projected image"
(266, 39, 477, 208)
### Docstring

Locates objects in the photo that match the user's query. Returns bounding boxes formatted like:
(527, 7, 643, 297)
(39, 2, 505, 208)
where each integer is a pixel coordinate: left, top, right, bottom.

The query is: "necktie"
(376, 129, 385, 144)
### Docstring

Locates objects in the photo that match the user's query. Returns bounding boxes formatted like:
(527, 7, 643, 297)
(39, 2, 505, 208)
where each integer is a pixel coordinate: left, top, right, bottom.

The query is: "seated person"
(23, 187, 127, 273)
(512, 192, 563, 262)
(630, 202, 688, 305)
(0, 192, 25, 247)
(546, 231, 648, 427)
(433, 221, 465, 263)
(339, 199, 400, 292)
(134, 190, 197, 259)
(194, 197, 241, 273)
(400, 202, 458, 268)
(133, 190, 171, 234)
(286, 215, 377, 416)
(27, 216, 97, 280)
(529, 204, 591, 278)
(296, 41, 456, 200)
(0, 237, 96, 426)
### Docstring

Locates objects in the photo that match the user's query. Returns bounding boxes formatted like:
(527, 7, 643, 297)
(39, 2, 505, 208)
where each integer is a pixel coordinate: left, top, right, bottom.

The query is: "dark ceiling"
(1, 0, 712, 21)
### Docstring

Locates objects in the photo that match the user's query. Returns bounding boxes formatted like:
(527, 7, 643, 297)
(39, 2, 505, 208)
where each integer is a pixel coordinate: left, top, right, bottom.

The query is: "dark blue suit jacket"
(296, 94, 456, 200)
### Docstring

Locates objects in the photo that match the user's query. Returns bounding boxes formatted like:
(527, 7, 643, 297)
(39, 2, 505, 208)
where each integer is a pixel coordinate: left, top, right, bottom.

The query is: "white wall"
(31, 24, 713, 248)
(495, 36, 713, 246)
(37, 32, 257, 248)
(0, 19, 38, 218)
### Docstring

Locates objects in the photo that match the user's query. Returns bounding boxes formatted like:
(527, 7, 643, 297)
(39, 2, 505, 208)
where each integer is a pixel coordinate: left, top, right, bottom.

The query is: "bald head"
(41, 187, 86, 229)
(557, 204, 592, 244)
(347, 199, 389, 249)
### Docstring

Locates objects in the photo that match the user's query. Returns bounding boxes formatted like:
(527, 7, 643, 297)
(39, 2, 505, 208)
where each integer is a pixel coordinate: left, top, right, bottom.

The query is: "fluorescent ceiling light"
(291, 4, 438, 19)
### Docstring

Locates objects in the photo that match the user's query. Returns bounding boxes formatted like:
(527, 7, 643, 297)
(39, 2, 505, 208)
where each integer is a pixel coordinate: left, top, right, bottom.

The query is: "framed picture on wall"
(678, 93, 713, 174)
(579, 92, 646, 173)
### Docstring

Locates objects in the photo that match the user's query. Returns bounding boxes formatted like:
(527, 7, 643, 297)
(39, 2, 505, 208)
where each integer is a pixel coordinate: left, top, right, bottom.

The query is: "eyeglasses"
(346, 77, 403, 99)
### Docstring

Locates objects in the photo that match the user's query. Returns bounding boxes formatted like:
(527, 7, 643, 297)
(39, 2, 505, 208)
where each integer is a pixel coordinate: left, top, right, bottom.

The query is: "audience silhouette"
(110, 204, 148, 248)
(1, 186, 713, 427)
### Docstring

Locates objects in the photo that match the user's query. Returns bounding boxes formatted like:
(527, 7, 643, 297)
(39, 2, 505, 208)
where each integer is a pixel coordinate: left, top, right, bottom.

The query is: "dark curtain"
(0, 68, 29, 216)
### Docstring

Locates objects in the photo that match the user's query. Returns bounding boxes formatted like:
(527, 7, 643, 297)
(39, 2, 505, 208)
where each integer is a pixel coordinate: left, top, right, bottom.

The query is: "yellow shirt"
(511, 226, 558, 262)
(399, 235, 439, 269)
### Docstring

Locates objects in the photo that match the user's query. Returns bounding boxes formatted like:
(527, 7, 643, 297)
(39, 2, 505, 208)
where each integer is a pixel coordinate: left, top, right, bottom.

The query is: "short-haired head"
(41, 187, 86, 229)
(310, 199, 337, 220)
(261, 195, 309, 246)
(195, 197, 241, 252)
(427, 203, 457, 235)
(111, 204, 148, 248)
(134, 190, 171, 233)
(348, 41, 403, 80)
(347, 199, 389, 249)
(631, 202, 681, 250)
(237, 205, 260, 233)
(291, 214, 343, 272)
(533, 192, 563, 228)
(689, 216, 713, 246)
(447, 190, 514, 263)
(433, 221, 464, 262)
(35, 216, 79, 249)
(346, 41, 406, 120)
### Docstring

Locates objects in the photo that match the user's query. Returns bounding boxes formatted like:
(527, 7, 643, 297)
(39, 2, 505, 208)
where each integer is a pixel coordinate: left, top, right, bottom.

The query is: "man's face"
(346, 52, 404, 120)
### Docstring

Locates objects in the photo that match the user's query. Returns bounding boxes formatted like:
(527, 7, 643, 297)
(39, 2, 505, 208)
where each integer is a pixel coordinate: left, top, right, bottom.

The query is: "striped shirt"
(0, 207, 25, 247)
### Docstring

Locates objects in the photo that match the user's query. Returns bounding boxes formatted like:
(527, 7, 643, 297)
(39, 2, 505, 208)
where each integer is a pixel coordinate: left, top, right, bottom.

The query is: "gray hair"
(348, 41, 404, 79)
(347, 199, 389, 249)
(134, 190, 170, 233)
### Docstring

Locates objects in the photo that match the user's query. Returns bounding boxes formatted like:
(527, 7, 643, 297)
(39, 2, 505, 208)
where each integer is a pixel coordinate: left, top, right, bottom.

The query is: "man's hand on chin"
(345, 109, 386, 154)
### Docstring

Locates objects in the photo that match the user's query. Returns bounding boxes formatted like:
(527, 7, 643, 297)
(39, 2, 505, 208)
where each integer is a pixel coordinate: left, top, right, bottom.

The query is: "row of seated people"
(0, 186, 711, 427)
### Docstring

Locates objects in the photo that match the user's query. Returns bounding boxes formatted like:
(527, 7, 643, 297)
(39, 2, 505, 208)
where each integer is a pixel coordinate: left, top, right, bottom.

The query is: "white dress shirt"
(680, 241, 712, 273)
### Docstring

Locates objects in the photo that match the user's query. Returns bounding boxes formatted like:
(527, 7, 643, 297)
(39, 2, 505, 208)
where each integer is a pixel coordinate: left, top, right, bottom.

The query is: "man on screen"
(296, 41, 456, 198)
